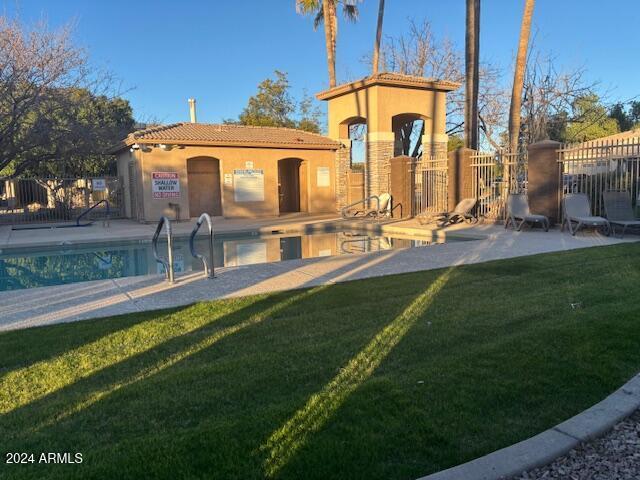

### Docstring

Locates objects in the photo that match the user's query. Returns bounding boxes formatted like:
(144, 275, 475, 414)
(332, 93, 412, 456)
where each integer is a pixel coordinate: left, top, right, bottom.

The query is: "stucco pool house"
(111, 73, 458, 221)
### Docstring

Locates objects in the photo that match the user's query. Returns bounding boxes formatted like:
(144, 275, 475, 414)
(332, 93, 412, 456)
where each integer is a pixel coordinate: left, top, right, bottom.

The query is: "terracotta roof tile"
(316, 72, 460, 100)
(111, 123, 340, 153)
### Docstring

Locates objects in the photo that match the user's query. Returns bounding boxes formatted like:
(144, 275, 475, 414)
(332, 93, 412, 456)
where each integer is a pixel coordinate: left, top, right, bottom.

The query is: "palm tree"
(464, 0, 480, 150)
(372, 0, 385, 75)
(508, 0, 535, 153)
(296, 0, 359, 88)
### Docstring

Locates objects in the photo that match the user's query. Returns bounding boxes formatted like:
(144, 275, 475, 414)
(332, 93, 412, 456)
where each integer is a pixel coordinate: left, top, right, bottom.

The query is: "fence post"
(447, 147, 475, 209)
(389, 155, 415, 218)
(528, 140, 562, 225)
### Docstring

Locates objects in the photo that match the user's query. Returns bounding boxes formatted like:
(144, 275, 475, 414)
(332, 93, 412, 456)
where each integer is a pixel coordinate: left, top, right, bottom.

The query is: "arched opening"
(339, 116, 368, 171)
(278, 158, 302, 214)
(187, 157, 222, 217)
(392, 113, 427, 158)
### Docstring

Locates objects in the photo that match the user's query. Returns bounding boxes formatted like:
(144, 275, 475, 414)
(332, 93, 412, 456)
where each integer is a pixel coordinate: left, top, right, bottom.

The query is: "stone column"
(366, 132, 395, 197)
(528, 140, 562, 225)
(422, 133, 449, 158)
(447, 147, 475, 209)
(335, 140, 351, 210)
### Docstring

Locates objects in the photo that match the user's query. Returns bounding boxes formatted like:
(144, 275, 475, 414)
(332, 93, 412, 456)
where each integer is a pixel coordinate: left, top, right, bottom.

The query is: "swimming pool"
(0, 229, 465, 291)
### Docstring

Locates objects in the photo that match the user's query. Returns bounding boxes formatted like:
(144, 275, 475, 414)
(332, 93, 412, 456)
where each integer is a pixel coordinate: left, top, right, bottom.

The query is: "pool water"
(0, 229, 461, 291)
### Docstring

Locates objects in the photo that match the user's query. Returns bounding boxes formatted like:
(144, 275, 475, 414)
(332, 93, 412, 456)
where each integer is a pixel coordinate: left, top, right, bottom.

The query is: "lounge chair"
(418, 198, 477, 227)
(505, 193, 549, 231)
(603, 191, 640, 238)
(341, 193, 392, 220)
(562, 193, 610, 236)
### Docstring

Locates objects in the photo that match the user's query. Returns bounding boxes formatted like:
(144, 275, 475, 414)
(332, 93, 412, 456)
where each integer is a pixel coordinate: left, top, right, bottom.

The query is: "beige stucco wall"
(325, 84, 448, 143)
(117, 144, 337, 221)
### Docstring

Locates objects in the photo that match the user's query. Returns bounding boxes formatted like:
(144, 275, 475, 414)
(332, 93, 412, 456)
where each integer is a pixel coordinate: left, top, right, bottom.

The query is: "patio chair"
(602, 191, 640, 238)
(505, 193, 549, 231)
(562, 193, 610, 236)
(418, 198, 477, 227)
(366, 193, 392, 220)
(341, 193, 392, 220)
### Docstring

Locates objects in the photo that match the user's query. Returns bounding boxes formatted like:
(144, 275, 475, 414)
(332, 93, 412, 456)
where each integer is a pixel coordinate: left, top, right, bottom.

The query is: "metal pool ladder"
(152, 216, 175, 283)
(189, 213, 215, 279)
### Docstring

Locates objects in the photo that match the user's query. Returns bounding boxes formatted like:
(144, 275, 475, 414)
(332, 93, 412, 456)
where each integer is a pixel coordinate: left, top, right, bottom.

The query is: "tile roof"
(316, 72, 460, 100)
(110, 123, 340, 153)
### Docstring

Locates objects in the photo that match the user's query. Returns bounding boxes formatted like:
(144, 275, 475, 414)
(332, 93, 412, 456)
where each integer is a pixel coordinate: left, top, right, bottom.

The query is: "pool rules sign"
(152, 172, 180, 199)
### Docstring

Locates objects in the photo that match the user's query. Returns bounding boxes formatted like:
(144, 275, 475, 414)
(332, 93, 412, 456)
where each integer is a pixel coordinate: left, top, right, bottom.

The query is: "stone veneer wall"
(335, 142, 351, 210)
(366, 140, 395, 197)
(422, 142, 448, 159)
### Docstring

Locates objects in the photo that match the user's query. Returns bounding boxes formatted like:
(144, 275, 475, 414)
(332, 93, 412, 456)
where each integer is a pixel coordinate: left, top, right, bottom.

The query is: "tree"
(508, 0, 535, 153)
(565, 94, 620, 142)
(377, 18, 505, 154)
(609, 101, 640, 132)
(0, 16, 134, 177)
(464, 0, 480, 150)
(520, 51, 600, 145)
(296, 0, 360, 88)
(372, 0, 385, 75)
(226, 71, 323, 133)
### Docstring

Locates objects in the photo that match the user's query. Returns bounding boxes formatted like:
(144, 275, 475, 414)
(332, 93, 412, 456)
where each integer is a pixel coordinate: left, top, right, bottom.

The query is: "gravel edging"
(517, 409, 640, 479)
(416, 373, 640, 480)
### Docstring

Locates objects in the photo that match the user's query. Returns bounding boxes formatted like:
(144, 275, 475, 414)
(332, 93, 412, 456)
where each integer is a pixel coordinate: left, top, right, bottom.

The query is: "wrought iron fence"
(557, 137, 640, 218)
(413, 156, 448, 216)
(0, 176, 124, 225)
(471, 151, 528, 221)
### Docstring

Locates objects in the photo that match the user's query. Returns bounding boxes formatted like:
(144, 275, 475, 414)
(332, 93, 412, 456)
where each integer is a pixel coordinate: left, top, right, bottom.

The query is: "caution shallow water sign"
(152, 172, 180, 199)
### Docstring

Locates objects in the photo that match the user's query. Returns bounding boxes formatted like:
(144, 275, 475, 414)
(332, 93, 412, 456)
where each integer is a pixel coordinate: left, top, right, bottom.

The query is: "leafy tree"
(448, 135, 465, 151)
(609, 101, 640, 132)
(0, 16, 134, 177)
(227, 71, 323, 133)
(566, 94, 620, 142)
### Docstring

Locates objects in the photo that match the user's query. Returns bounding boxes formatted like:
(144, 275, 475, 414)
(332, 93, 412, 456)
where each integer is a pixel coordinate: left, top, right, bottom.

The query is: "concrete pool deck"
(0, 216, 637, 332)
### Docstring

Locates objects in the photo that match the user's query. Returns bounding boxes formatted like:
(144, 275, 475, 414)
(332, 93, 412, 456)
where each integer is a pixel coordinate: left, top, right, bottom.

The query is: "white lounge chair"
(505, 194, 549, 231)
(562, 193, 610, 236)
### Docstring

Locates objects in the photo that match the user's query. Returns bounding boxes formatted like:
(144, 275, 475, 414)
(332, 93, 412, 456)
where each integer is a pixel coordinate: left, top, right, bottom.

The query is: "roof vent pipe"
(188, 98, 197, 123)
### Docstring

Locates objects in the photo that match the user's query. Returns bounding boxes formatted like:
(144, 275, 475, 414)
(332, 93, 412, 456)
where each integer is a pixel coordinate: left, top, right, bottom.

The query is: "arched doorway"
(278, 158, 301, 213)
(187, 157, 222, 217)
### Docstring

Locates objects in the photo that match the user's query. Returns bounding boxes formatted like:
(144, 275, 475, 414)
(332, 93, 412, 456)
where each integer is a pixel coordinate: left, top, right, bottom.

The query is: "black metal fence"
(0, 176, 124, 225)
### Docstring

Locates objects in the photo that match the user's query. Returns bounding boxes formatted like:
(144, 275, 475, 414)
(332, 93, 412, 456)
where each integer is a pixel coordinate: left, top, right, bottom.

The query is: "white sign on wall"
(224, 173, 233, 185)
(152, 172, 180, 199)
(92, 178, 107, 191)
(317, 166, 331, 187)
(233, 169, 264, 202)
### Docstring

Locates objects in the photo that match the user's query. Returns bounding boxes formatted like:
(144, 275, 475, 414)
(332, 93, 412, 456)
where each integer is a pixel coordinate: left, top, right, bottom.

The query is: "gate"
(557, 137, 640, 218)
(471, 151, 528, 221)
(413, 156, 448, 216)
(0, 176, 124, 225)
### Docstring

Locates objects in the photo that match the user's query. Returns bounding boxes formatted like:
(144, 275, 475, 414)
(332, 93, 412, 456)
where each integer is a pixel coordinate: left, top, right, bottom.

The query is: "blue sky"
(3, 0, 638, 125)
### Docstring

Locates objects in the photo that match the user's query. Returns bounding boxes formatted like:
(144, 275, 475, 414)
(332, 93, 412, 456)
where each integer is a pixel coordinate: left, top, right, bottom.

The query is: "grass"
(1, 243, 640, 480)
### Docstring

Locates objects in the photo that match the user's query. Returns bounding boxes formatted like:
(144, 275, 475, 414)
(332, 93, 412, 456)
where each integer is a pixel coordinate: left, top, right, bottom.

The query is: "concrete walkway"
(0, 220, 635, 332)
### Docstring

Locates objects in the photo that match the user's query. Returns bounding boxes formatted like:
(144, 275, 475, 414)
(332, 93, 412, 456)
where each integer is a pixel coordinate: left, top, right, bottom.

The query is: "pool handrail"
(76, 199, 110, 227)
(189, 213, 215, 279)
(340, 195, 380, 219)
(152, 216, 175, 283)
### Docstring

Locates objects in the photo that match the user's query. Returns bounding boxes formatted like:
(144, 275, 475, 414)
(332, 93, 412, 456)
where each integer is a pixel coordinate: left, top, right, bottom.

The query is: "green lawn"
(1, 243, 640, 480)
